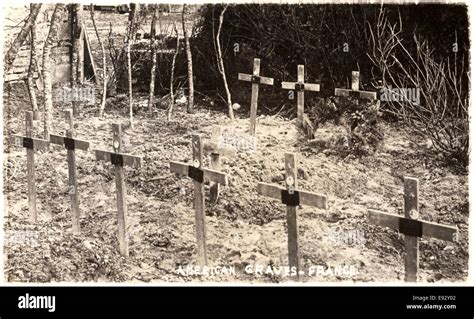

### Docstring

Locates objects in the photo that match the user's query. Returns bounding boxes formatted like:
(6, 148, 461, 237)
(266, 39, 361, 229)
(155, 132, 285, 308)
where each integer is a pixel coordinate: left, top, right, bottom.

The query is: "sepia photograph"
(1, 1, 470, 285)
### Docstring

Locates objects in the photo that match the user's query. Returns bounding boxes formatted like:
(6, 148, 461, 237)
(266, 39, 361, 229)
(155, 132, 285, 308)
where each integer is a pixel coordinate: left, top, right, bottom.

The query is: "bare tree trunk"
(127, 3, 138, 130)
(147, 5, 159, 114)
(167, 22, 180, 122)
(71, 4, 84, 115)
(90, 5, 107, 117)
(75, 5, 84, 85)
(26, 4, 39, 120)
(43, 4, 64, 140)
(127, 35, 133, 128)
(4, 4, 42, 72)
(106, 21, 118, 97)
(216, 5, 234, 120)
(182, 4, 194, 113)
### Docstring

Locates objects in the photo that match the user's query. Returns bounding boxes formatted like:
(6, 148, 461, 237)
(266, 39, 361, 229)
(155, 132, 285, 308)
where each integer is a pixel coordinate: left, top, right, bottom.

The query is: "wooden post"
(25, 111, 36, 223)
(296, 65, 305, 122)
(335, 71, 377, 101)
(257, 153, 328, 280)
(351, 71, 359, 91)
(209, 152, 220, 203)
(285, 153, 299, 275)
(11, 111, 50, 223)
(192, 135, 206, 266)
(66, 110, 79, 233)
(368, 177, 458, 282)
(404, 177, 419, 282)
(50, 109, 90, 234)
(169, 135, 229, 266)
(351, 71, 360, 105)
(209, 127, 221, 204)
(238, 58, 274, 135)
(113, 124, 128, 256)
(94, 124, 142, 256)
(249, 59, 260, 135)
(281, 65, 320, 137)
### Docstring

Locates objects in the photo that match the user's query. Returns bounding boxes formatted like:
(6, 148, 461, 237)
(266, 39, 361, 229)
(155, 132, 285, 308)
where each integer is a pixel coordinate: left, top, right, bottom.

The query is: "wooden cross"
(10, 111, 49, 223)
(238, 58, 274, 135)
(202, 127, 236, 204)
(94, 124, 142, 256)
(257, 153, 327, 280)
(334, 71, 377, 101)
(281, 65, 320, 124)
(368, 177, 458, 282)
(49, 109, 90, 235)
(169, 135, 229, 267)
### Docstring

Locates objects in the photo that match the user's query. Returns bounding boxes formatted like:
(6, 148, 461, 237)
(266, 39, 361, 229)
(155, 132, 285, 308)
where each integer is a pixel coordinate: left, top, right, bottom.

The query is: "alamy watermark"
(53, 86, 96, 105)
(324, 227, 367, 247)
(18, 293, 55, 312)
(217, 133, 257, 152)
(380, 85, 420, 105)
(5, 230, 39, 247)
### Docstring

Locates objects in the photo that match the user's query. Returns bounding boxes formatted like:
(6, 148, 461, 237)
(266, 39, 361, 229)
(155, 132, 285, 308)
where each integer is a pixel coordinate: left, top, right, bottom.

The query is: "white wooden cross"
(281, 65, 320, 126)
(169, 135, 229, 267)
(10, 111, 49, 223)
(50, 109, 90, 234)
(257, 153, 327, 280)
(368, 177, 458, 282)
(238, 58, 274, 135)
(94, 124, 142, 256)
(335, 71, 377, 101)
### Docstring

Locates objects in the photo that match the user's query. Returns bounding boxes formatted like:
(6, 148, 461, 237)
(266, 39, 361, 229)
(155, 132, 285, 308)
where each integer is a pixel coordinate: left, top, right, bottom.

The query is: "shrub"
(314, 97, 384, 157)
(368, 9, 469, 166)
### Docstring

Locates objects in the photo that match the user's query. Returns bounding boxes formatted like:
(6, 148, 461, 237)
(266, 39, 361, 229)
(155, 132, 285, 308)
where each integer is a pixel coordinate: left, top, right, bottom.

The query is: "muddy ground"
(2, 84, 469, 283)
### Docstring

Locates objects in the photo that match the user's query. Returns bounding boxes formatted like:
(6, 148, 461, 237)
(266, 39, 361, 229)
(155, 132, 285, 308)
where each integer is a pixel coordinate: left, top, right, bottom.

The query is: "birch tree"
(71, 4, 84, 115)
(90, 5, 107, 117)
(126, 3, 139, 129)
(147, 5, 159, 114)
(182, 4, 194, 113)
(167, 22, 180, 122)
(216, 5, 234, 119)
(43, 4, 64, 140)
(26, 4, 39, 119)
